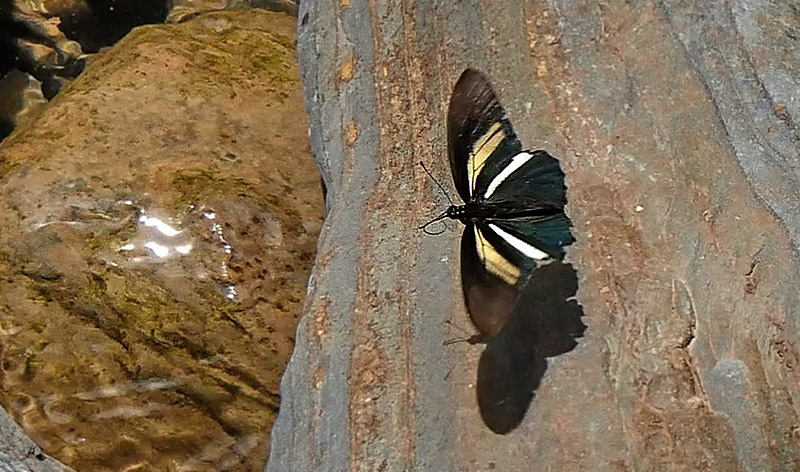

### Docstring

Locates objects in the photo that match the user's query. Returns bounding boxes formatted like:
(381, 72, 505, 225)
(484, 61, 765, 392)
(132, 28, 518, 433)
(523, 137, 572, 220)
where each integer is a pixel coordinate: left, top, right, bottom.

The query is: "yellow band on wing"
(467, 122, 505, 197)
(474, 226, 520, 285)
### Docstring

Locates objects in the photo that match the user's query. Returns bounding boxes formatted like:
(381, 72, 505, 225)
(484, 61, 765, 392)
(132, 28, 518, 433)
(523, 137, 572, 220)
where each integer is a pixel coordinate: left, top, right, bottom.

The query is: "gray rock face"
(269, 0, 800, 471)
(1, 408, 73, 472)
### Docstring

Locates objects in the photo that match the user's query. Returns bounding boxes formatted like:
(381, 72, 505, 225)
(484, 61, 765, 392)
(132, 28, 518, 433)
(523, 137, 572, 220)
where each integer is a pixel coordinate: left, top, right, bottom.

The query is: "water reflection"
(109, 200, 239, 302)
(475, 261, 586, 434)
(117, 202, 192, 262)
(0, 190, 320, 471)
(178, 434, 260, 472)
(139, 215, 183, 238)
(32, 379, 181, 428)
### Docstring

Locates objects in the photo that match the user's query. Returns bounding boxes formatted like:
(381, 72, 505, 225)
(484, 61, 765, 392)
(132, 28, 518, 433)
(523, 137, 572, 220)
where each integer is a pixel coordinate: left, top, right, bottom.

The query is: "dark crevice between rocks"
(0, 0, 82, 96)
(0, 0, 171, 142)
(59, 0, 172, 53)
(0, 118, 13, 141)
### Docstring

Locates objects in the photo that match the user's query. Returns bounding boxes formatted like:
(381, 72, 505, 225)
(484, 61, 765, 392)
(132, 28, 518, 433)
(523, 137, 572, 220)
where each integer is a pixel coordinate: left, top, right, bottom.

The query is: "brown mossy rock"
(269, 1, 800, 471)
(168, 0, 298, 25)
(0, 10, 322, 472)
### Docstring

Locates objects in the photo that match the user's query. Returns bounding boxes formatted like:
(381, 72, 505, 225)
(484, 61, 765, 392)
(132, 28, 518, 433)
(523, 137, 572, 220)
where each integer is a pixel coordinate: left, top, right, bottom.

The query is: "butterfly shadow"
(474, 260, 586, 434)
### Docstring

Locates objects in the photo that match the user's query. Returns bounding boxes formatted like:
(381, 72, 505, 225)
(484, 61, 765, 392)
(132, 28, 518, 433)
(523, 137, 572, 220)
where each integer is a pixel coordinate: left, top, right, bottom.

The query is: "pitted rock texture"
(268, 1, 800, 471)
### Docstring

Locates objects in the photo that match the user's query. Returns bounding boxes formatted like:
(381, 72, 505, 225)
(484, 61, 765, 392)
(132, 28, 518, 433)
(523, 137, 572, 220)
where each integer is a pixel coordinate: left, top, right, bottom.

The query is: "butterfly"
(438, 69, 574, 338)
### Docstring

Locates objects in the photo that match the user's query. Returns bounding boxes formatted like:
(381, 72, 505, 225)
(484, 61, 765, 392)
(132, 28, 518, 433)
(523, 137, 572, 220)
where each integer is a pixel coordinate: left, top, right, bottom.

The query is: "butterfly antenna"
(418, 209, 449, 235)
(419, 161, 454, 206)
(442, 320, 484, 345)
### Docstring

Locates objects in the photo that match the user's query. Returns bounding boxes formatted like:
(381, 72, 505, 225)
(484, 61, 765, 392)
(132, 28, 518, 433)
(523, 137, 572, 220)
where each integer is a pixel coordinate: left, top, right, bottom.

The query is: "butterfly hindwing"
(461, 217, 563, 337)
(483, 149, 574, 259)
(483, 150, 568, 209)
(474, 221, 541, 279)
(489, 214, 574, 261)
(460, 223, 521, 337)
(448, 69, 522, 203)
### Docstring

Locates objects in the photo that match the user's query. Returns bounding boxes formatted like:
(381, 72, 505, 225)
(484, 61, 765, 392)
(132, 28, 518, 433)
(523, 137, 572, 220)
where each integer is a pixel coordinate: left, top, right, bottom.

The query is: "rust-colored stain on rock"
(339, 55, 356, 83)
(313, 367, 325, 390)
(345, 121, 359, 147)
(349, 329, 385, 459)
(312, 296, 331, 343)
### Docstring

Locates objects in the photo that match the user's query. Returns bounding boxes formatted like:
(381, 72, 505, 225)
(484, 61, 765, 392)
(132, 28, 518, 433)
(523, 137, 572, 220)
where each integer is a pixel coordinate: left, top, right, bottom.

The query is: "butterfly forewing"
(448, 69, 522, 203)
(484, 149, 574, 259)
(483, 150, 568, 209)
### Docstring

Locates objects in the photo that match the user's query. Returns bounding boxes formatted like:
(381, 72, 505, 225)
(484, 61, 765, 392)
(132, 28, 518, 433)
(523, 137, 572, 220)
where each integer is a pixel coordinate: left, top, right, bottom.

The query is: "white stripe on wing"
(484, 151, 533, 198)
(487, 223, 549, 260)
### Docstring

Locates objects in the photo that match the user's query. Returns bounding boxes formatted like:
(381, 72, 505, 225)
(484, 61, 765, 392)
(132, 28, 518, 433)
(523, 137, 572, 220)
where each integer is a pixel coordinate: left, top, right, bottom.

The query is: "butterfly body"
(444, 69, 575, 338)
(446, 198, 561, 224)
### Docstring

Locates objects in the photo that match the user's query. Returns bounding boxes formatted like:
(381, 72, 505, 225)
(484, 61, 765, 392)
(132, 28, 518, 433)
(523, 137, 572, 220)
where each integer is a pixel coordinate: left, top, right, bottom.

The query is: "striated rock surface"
(0, 10, 322, 472)
(269, 1, 800, 471)
(1, 407, 74, 472)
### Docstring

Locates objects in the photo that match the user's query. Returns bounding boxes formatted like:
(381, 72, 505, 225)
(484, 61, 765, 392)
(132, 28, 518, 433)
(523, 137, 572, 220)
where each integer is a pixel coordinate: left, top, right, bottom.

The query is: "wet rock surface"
(269, 1, 800, 471)
(0, 9, 322, 472)
(169, 0, 298, 23)
(0, 0, 299, 141)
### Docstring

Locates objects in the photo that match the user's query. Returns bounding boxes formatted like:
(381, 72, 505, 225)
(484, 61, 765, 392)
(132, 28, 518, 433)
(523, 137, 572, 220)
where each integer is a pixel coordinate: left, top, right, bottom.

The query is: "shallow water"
(0, 8, 314, 471)
(1, 195, 321, 472)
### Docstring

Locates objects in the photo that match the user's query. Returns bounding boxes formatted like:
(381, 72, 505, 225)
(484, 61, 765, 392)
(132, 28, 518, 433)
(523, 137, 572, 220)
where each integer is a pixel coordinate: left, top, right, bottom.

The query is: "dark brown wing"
(448, 69, 522, 203)
(460, 222, 522, 337)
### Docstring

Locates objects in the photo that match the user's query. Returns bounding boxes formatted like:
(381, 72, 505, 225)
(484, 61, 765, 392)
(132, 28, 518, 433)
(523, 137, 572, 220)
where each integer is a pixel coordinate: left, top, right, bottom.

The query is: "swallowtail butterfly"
(442, 69, 574, 338)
